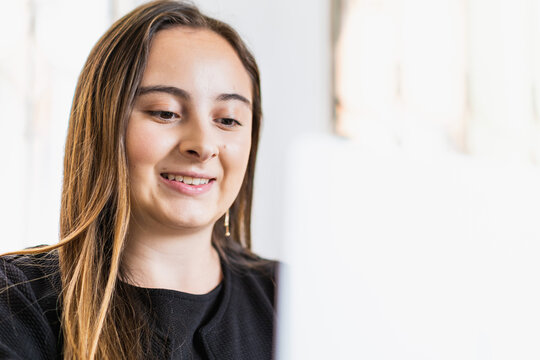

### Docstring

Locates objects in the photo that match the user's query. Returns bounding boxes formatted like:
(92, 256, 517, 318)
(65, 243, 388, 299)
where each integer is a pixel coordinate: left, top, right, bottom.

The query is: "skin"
(122, 27, 253, 294)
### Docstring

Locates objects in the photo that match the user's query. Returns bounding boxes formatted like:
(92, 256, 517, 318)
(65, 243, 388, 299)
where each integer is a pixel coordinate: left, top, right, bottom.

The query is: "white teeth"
(164, 173, 211, 185)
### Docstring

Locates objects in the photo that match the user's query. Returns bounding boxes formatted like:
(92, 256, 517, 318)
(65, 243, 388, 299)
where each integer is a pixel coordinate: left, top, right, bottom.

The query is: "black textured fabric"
(0, 251, 62, 360)
(0, 250, 277, 360)
(131, 281, 223, 359)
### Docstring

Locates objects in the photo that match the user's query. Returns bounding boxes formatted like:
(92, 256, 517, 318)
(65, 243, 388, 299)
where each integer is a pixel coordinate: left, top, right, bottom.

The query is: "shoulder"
(1, 249, 60, 282)
(220, 247, 280, 315)
(0, 250, 62, 359)
(203, 248, 279, 359)
(0, 250, 61, 303)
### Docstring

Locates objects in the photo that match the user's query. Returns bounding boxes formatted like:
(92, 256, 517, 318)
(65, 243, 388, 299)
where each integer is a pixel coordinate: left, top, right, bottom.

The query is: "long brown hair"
(5, 1, 262, 358)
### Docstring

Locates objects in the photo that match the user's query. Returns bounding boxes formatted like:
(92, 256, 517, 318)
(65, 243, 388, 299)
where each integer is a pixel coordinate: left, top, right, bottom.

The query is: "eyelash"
(147, 111, 241, 128)
(216, 118, 242, 128)
(148, 110, 179, 121)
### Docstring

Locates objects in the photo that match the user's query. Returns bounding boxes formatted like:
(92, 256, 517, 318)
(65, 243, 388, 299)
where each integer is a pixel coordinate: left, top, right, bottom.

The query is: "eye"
(216, 118, 241, 127)
(147, 110, 179, 121)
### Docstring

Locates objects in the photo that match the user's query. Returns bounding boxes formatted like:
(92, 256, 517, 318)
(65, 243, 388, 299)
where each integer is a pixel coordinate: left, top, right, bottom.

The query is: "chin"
(162, 214, 217, 232)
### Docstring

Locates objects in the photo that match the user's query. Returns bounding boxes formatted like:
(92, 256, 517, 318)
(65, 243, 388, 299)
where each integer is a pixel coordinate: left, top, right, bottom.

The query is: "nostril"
(180, 144, 218, 162)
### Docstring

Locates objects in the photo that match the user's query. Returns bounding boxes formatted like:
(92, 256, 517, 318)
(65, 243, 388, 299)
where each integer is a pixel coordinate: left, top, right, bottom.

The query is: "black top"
(131, 281, 223, 359)
(0, 249, 277, 360)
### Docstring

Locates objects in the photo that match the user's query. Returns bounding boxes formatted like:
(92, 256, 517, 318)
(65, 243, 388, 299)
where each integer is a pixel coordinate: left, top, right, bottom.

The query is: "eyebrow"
(215, 93, 252, 108)
(136, 85, 191, 100)
(136, 85, 251, 108)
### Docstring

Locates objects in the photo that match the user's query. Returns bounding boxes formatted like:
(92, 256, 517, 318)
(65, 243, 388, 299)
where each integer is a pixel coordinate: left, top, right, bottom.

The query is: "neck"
(122, 220, 222, 294)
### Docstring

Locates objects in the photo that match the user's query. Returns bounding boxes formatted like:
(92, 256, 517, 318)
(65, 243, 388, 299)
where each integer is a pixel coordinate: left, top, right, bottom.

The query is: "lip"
(161, 170, 216, 179)
(159, 172, 215, 196)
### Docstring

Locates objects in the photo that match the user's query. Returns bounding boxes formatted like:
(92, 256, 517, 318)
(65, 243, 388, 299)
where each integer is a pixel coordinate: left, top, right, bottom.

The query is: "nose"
(178, 121, 219, 163)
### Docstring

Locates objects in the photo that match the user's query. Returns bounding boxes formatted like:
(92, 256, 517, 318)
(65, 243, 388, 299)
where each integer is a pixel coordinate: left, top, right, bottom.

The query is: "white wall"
(0, 0, 332, 259)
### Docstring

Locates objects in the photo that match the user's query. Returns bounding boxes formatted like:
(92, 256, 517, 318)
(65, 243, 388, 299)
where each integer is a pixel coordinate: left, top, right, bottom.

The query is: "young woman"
(0, 1, 276, 359)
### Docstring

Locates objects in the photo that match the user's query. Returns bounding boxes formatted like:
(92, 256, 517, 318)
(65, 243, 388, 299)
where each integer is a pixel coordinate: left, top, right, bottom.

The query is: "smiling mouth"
(160, 173, 215, 185)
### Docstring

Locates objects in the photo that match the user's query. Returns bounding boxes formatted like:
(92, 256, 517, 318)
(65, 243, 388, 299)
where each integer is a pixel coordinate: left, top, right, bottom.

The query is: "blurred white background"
(335, 0, 540, 161)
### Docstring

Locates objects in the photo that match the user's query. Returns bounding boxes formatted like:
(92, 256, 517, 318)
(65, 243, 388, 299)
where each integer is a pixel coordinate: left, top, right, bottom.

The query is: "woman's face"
(126, 27, 253, 235)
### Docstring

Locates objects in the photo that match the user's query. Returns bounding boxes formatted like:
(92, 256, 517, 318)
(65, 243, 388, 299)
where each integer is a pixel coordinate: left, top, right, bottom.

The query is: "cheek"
(126, 120, 166, 176)
(222, 137, 252, 186)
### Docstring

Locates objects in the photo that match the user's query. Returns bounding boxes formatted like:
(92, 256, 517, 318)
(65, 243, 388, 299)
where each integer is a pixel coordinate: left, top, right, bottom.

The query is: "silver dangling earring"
(224, 209, 231, 237)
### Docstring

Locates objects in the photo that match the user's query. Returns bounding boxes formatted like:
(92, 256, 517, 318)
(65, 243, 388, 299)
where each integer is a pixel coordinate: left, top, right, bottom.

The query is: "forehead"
(141, 27, 252, 100)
